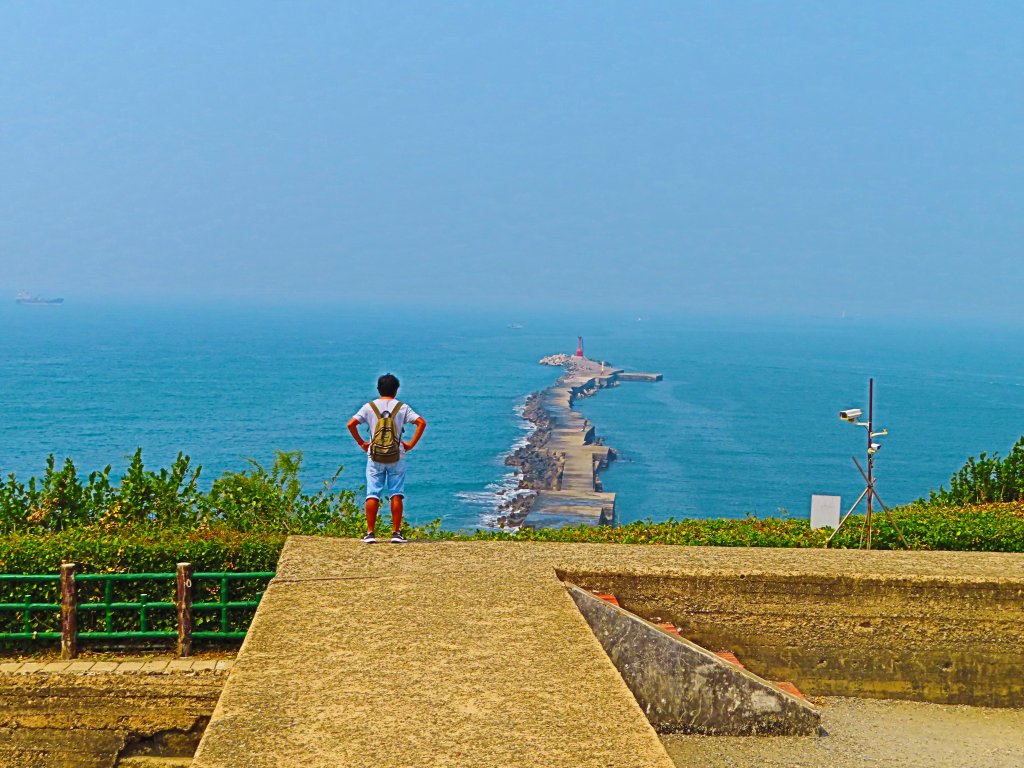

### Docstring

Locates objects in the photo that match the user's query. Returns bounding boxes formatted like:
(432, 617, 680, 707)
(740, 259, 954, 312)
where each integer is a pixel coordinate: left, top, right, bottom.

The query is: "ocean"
(3, 301, 1024, 530)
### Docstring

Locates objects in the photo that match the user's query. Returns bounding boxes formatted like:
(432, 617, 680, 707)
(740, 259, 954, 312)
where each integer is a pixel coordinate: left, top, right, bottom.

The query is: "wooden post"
(60, 563, 77, 660)
(176, 562, 193, 657)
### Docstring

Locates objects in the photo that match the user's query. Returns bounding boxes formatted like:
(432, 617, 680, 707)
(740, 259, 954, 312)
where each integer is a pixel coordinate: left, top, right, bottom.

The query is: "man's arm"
(402, 417, 427, 452)
(347, 418, 369, 453)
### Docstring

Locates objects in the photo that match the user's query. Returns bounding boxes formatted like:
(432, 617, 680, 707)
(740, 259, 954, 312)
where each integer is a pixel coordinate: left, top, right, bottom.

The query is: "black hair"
(377, 373, 400, 397)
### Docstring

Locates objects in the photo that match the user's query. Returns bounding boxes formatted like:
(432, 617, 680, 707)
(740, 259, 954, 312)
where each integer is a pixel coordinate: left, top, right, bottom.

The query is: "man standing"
(347, 373, 427, 543)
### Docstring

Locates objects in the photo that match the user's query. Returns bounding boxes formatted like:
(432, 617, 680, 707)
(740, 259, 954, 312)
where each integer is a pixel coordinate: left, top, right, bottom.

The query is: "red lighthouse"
(576, 336, 584, 357)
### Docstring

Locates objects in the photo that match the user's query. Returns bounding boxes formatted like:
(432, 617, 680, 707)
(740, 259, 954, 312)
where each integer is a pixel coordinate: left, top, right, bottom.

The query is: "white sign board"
(810, 495, 841, 530)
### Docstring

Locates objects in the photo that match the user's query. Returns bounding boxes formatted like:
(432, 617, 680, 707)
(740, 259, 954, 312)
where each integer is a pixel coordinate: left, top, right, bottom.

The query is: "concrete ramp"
(567, 585, 820, 735)
(191, 538, 673, 768)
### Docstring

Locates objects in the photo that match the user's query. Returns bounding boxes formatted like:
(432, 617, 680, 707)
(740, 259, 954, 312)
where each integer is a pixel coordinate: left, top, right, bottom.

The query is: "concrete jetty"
(524, 356, 662, 529)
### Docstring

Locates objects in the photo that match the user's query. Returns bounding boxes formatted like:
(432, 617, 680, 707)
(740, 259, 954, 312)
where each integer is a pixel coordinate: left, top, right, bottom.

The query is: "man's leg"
(364, 461, 385, 538)
(390, 495, 403, 533)
(386, 461, 408, 536)
(365, 497, 380, 533)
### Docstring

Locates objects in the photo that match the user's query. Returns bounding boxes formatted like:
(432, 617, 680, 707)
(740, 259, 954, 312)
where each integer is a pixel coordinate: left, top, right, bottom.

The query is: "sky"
(1, 2, 1022, 318)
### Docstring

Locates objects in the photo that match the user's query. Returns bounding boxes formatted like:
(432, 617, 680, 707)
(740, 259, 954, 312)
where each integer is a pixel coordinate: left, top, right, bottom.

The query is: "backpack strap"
(368, 400, 401, 418)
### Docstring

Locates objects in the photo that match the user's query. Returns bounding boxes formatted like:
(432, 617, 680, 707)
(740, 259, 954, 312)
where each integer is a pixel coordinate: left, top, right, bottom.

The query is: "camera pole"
(828, 378, 910, 550)
(865, 378, 874, 549)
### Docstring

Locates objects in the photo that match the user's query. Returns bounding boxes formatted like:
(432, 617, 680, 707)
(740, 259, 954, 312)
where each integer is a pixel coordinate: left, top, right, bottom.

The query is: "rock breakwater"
(497, 394, 557, 526)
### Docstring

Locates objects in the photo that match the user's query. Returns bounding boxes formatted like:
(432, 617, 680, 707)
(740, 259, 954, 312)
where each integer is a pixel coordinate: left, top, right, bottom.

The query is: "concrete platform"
(193, 539, 1024, 767)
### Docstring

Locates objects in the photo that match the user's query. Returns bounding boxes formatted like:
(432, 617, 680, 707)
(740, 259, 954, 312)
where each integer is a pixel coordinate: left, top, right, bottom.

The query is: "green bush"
(0, 528, 285, 575)
(463, 505, 1024, 552)
(206, 454, 363, 535)
(0, 528, 284, 639)
(924, 436, 1024, 505)
(0, 449, 363, 536)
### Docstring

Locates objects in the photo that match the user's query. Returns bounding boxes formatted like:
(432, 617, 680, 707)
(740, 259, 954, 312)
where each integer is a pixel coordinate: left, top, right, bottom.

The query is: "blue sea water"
(3, 300, 1024, 530)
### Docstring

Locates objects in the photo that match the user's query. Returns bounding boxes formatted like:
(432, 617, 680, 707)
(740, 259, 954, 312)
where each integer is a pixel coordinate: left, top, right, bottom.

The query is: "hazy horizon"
(3, 3, 1022, 321)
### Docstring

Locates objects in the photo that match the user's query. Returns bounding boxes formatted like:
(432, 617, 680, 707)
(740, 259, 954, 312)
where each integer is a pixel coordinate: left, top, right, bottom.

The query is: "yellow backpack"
(368, 401, 403, 463)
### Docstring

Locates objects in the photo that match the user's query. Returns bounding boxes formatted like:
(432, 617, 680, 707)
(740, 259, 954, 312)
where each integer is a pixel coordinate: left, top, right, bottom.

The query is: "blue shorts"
(365, 458, 407, 500)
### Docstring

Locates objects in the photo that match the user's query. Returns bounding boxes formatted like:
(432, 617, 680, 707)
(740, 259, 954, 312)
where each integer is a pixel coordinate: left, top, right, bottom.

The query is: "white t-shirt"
(352, 398, 422, 456)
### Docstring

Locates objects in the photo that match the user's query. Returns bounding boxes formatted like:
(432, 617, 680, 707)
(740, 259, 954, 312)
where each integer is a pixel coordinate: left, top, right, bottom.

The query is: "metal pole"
(60, 563, 77, 660)
(852, 455, 911, 550)
(176, 563, 194, 658)
(825, 486, 869, 546)
(865, 378, 874, 550)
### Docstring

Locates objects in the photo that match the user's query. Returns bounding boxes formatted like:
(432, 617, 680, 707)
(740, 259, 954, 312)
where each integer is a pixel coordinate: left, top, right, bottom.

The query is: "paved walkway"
(0, 658, 233, 675)
(192, 538, 1024, 768)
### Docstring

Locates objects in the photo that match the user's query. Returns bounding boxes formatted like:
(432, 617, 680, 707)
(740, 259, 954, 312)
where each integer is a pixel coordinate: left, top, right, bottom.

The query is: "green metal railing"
(0, 574, 60, 640)
(0, 564, 274, 657)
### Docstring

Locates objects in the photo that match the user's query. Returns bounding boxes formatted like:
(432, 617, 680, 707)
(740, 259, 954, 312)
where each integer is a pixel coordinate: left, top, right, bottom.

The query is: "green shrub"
(0, 528, 284, 640)
(464, 505, 1024, 552)
(0, 449, 363, 536)
(924, 436, 1024, 505)
(0, 528, 285, 575)
(205, 451, 363, 535)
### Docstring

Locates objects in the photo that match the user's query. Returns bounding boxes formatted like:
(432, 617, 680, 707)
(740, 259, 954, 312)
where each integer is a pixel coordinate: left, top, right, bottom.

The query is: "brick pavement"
(0, 657, 233, 675)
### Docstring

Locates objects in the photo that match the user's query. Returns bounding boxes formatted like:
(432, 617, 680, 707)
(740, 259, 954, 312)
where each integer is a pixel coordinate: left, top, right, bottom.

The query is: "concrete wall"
(563, 571, 1024, 707)
(0, 672, 221, 767)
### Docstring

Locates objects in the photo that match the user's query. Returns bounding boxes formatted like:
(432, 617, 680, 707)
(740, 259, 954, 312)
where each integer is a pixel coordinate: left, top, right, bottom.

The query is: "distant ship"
(508, 323, 524, 330)
(16, 291, 64, 306)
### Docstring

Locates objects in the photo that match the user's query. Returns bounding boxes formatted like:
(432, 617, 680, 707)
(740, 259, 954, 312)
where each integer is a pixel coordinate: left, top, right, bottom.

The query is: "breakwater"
(499, 355, 662, 529)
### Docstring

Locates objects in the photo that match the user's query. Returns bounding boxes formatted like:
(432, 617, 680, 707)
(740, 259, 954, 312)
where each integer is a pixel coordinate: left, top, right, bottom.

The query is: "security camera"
(839, 408, 863, 422)
(868, 443, 882, 455)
